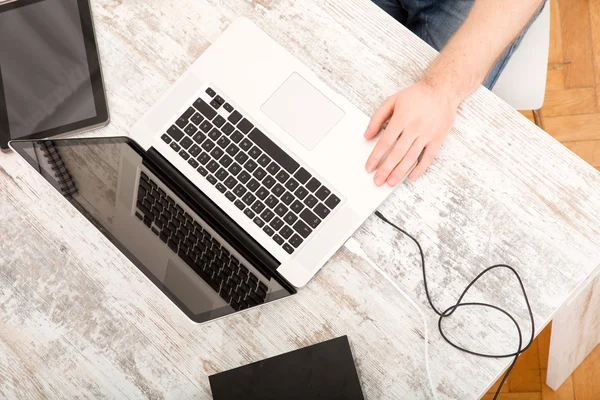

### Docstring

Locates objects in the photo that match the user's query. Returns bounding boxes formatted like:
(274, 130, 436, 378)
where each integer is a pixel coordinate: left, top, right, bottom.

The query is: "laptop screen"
(10, 137, 294, 322)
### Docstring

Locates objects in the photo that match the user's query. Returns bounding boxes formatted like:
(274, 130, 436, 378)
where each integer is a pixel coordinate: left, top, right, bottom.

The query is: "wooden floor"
(485, 0, 600, 398)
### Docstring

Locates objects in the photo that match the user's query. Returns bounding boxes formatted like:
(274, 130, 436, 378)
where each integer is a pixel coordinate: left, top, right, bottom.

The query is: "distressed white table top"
(1, 0, 600, 399)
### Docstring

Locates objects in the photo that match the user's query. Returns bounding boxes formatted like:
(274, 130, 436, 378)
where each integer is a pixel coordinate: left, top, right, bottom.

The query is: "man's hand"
(364, 80, 459, 186)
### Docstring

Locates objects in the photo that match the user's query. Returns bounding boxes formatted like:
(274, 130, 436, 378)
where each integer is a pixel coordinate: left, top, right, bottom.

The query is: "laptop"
(11, 18, 405, 323)
(130, 17, 401, 288)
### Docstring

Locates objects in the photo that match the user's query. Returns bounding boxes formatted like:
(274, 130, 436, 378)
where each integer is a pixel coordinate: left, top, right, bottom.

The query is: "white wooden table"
(1, 0, 599, 398)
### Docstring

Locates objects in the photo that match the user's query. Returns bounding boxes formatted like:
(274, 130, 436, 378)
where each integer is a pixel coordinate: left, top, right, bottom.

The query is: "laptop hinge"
(144, 147, 296, 294)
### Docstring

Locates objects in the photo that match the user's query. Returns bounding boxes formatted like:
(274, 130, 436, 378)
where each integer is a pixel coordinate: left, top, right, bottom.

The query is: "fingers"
(373, 133, 419, 186)
(364, 95, 396, 140)
(408, 141, 441, 182)
(365, 115, 403, 173)
(386, 139, 427, 186)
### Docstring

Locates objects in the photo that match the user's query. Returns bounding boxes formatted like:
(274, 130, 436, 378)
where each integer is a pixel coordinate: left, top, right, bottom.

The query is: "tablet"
(0, 0, 109, 150)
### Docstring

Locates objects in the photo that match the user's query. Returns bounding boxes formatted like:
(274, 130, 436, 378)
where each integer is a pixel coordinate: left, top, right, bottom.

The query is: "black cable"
(374, 211, 535, 400)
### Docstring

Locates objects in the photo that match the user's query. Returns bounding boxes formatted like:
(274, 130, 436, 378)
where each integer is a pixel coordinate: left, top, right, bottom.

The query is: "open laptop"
(130, 17, 401, 289)
(11, 18, 406, 322)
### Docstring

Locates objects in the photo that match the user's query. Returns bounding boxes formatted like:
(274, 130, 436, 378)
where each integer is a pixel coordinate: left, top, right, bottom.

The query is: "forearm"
(423, 0, 544, 106)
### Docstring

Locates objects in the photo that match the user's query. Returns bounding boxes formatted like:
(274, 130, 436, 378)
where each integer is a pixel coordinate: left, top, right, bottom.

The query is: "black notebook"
(209, 336, 365, 400)
(36, 141, 77, 196)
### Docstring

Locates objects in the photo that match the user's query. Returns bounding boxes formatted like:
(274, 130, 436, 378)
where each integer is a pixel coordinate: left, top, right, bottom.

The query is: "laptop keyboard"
(135, 172, 268, 311)
(160, 87, 342, 255)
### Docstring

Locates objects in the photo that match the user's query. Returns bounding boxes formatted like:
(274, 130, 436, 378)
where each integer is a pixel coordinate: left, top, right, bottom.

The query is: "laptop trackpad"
(261, 73, 345, 151)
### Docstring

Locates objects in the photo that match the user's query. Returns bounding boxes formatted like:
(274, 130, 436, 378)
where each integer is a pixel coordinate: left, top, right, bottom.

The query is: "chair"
(491, 2, 551, 128)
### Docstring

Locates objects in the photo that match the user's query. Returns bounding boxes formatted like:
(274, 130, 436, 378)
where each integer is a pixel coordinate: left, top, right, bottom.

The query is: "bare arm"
(365, 0, 545, 186)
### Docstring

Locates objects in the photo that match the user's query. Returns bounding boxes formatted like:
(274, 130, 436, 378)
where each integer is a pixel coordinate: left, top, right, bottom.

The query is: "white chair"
(491, 2, 551, 128)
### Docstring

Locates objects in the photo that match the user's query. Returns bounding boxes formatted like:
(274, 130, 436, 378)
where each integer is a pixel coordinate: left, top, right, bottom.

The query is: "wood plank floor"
(486, 0, 600, 398)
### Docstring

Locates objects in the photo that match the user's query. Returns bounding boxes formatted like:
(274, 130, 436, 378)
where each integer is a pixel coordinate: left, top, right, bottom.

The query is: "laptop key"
(274, 203, 288, 217)
(221, 122, 235, 136)
(226, 143, 239, 157)
(231, 130, 244, 143)
(180, 137, 193, 149)
(253, 168, 267, 181)
(325, 194, 341, 209)
(304, 194, 318, 208)
(290, 200, 304, 214)
(207, 175, 217, 185)
(199, 120, 213, 133)
(210, 99, 222, 109)
(314, 203, 331, 219)
(238, 171, 251, 184)
(253, 217, 264, 228)
(273, 234, 284, 245)
(284, 178, 299, 192)
(193, 99, 217, 120)
(161, 134, 172, 144)
(262, 176, 276, 189)
(215, 168, 228, 181)
(201, 140, 215, 152)
(283, 243, 294, 254)
(176, 117, 188, 129)
(184, 124, 198, 136)
(191, 113, 204, 125)
(188, 159, 199, 169)
(295, 186, 309, 200)
(266, 162, 280, 175)
(224, 176, 237, 189)
(233, 184, 247, 198)
(206, 87, 216, 97)
(300, 208, 321, 229)
(242, 192, 256, 206)
(293, 220, 312, 238)
(251, 201, 266, 214)
(280, 226, 293, 239)
(216, 183, 226, 193)
(217, 136, 230, 149)
(208, 128, 221, 141)
(283, 211, 298, 226)
(214, 95, 225, 105)
(213, 115, 226, 128)
(315, 186, 331, 201)
(192, 132, 206, 144)
(189, 144, 201, 157)
(207, 160, 219, 173)
(281, 192, 294, 205)
(244, 209, 255, 220)
(228, 162, 242, 176)
(210, 147, 224, 160)
(167, 125, 184, 141)
(228, 110, 242, 125)
(275, 170, 289, 183)
(248, 146, 261, 159)
(237, 118, 254, 134)
(244, 159, 258, 173)
(263, 225, 274, 237)
(247, 179, 260, 192)
(223, 103, 234, 112)
(170, 142, 181, 152)
(306, 177, 321, 192)
(262, 210, 276, 223)
(240, 138, 253, 152)
(257, 154, 271, 167)
(294, 167, 311, 184)
(249, 128, 299, 174)
(272, 184, 285, 197)
(235, 152, 249, 165)
(289, 234, 303, 248)
(256, 187, 269, 200)
(265, 195, 278, 208)
(270, 216, 283, 231)
(219, 155, 233, 168)
(225, 191, 235, 202)
(234, 200, 245, 211)
(198, 152, 210, 165)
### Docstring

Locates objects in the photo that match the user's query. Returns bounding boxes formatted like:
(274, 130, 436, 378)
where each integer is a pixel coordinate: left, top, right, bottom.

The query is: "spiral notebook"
(35, 141, 77, 197)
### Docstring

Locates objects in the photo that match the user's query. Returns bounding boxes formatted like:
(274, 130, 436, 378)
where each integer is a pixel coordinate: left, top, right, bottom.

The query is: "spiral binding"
(39, 141, 77, 196)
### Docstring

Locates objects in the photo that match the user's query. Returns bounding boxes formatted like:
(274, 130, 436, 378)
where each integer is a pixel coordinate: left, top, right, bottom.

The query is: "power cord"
(348, 211, 535, 400)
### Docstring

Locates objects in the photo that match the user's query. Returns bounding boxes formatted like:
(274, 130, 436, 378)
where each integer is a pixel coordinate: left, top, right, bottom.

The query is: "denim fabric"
(372, 0, 546, 89)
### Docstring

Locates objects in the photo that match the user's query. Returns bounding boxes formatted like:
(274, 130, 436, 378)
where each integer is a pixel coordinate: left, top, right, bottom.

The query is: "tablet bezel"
(0, 0, 109, 151)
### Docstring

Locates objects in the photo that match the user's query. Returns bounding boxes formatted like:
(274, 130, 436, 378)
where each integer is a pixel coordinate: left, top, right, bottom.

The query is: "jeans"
(372, 0, 546, 89)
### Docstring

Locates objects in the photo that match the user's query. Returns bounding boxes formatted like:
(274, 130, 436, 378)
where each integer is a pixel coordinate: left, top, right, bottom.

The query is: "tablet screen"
(0, 0, 106, 144)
